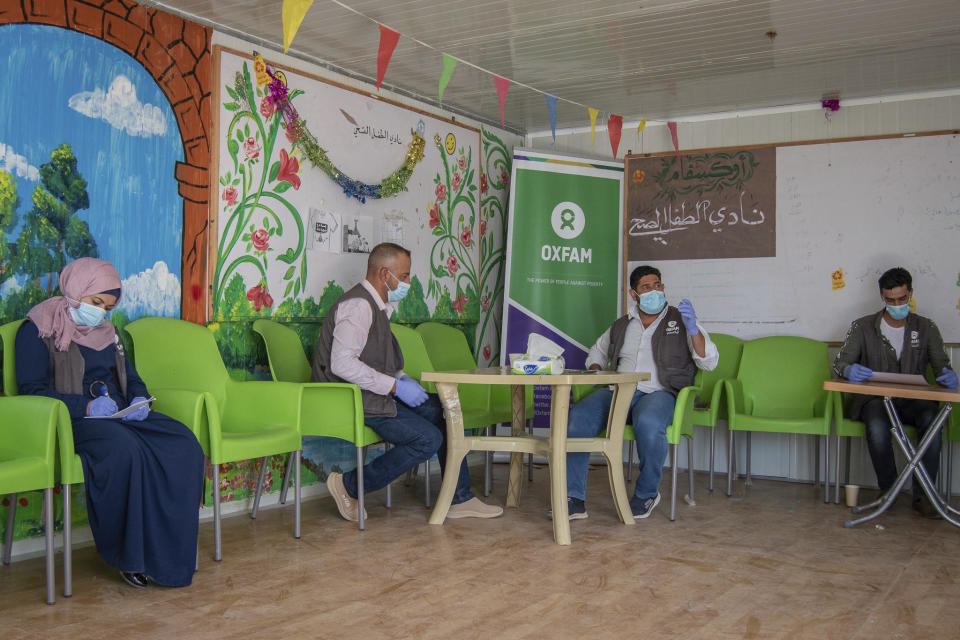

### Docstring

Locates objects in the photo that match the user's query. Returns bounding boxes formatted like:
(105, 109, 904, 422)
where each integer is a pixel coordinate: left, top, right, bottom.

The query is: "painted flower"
(259, 96, 275, 119)
(222, 186, 239, 207)
(480, 172, 488, 195)
(452, 292, 468, 314)
(19, 497, 28, 507)
(277, 149, 301, 190)
(460, 227, 472, 248)
(483, 345, 491, 361)
(1, 497, 8, 507)
(458, 155, 467, 171)
(251, 229, 270, 252)
(500, 169, 510, 186)
(285, 124, 300, 143)
(479, 219, 487, 237)
(481, 294, 490, 311)
(242, 136, 261, 160)
(428, 201, 440, 229)
(452, 171, 462, 191)
(446, 254, 459, 275)
(435, 183, 447, 203)
(246, 283, 274, 311)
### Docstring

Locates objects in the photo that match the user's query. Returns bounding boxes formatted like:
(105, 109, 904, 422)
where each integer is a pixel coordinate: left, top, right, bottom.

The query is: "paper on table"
(867, 372, 929, 386)
(84, 396, 156, 420)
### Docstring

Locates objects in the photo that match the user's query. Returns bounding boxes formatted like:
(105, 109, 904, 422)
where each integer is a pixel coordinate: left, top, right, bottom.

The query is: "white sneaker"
(446, 497, 504, 519)
(326, 472, 367, 522)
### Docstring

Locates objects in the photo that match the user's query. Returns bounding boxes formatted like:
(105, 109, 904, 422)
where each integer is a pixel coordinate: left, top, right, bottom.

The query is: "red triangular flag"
(493, 75, 510, 126)
(607, 114, 623, 158)
(376, 25, 401, 90)
(667, 121, 680, 161)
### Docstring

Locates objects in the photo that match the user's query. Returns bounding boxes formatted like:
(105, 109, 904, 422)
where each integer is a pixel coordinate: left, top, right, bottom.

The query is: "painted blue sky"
(0, 24, 182, 315)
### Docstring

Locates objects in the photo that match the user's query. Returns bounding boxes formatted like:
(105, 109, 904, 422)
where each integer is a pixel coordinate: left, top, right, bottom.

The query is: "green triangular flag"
(438, 54, 458, 103)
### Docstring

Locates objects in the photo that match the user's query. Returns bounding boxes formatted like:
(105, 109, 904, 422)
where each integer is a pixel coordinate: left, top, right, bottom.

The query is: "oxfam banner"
(502, 150, 623, 423)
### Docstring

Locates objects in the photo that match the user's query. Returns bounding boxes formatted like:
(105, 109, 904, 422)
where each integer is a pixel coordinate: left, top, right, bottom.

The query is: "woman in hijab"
(15, 258, 204, 588)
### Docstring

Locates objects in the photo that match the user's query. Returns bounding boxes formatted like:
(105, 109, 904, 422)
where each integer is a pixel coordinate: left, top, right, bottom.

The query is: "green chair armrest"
(723, 378, 744, 427)
(149, 387, 209, 456)
(0, 396, 58, 491)
(667, 385, 701, 443)
(222, 380, 304, 432)
(703, 379, 728, 426)
(297, 382, 377, 446)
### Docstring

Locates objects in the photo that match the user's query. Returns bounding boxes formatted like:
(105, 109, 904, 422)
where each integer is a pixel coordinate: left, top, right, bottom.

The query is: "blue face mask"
(886, 303, 909, 320)
(69, 302, 108, 327)
(386, 271, 410, 303)
(637, 289, 666, 315)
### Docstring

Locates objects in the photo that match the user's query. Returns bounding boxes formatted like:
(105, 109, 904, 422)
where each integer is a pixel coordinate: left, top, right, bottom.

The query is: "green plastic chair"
(1, 318, 206, 596)
(126, 317, 303, 561)
(690, 334, 744, 491)
(724, 336, 833, 498)
(946, 407, 959, 503)
(1, 395, 60, 604)
(252, 318, 391, 530)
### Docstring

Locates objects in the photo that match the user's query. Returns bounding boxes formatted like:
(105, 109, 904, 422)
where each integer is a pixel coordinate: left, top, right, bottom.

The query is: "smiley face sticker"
(444, 133, 456, 155)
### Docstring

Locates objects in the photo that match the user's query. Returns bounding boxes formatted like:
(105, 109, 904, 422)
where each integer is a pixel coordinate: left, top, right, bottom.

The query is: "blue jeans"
(343, 395, 474, 505)
(566, 387, 676, 501)
(861, 397, 939, 499)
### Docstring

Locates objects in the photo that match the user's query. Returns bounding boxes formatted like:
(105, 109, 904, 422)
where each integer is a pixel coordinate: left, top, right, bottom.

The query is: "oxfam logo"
(550, 201, 585, 239)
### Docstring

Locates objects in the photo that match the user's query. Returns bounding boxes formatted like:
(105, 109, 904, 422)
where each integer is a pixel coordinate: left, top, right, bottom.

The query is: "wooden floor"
(4, 463, 960, 639)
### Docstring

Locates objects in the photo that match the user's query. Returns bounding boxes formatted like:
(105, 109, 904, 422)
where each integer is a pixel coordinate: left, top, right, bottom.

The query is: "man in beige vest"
(314, 242, 502, 522)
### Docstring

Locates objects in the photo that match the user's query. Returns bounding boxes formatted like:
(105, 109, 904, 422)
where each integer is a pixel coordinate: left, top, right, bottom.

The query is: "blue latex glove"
(126, 396, 151, 421)
(677, 298, 699, 335)
(843, 363, 873, 383)
(395, 375, 428, 407)
(87, 395, 119, 417)
(936, 367, 959, 389)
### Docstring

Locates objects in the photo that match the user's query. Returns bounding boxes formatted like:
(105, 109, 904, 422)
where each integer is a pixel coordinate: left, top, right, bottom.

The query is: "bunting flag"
(607, 114, 623, 158)
(376, 24, 401, 90)
(667, 121, 680, 161)
(438, 53, 458, 102)
(281, 0, 314, 53)
(494, 75, 510, 126)
(636, 118, 647, 143)
(545, 94, 558, 141)
(588, 107, 599, 148)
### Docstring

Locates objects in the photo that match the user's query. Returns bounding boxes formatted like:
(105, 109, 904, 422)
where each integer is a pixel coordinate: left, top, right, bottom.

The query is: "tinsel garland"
(234, 56, 425, 203)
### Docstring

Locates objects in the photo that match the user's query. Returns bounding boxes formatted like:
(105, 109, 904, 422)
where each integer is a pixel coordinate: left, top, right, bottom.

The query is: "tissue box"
(511, 356, 565, 375)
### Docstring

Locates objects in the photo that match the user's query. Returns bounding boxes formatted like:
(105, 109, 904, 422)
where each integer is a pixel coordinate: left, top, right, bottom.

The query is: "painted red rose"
(479, 219, 487, 237)
(483, 345, 491, 360)
(285, 124, 300, 143)
(222, 186, 239, 207)
(480, 172, 488, 195)
(251, 229, 270, 252)
(452, 171, 462, 191)
(242, 136, 261, 160)
(1, 497, 9, 507)
(246, 283, 274, 311)
(259, 96, 275, 119)
(446, 254, 459, 275)
(481, 294, 490, 310)
(452, 292, 468, 314)
(428, 201, 440, 229)
(435, 183, 447, 203)
(460, 227, 472, 248)
(458, 155, 467, 171)
(500, 170, 509, 186)
(277, 148, 301, 190)
(19, 497, 28, 507)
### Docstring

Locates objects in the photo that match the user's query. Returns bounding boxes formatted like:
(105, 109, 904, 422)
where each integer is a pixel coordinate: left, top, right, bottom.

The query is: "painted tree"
(0, 169, 18, 292)
(11, 143, 96, 294)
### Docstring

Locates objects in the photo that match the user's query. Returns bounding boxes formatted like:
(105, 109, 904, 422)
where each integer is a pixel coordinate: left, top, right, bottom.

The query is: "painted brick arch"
(0, 0, 212, 323)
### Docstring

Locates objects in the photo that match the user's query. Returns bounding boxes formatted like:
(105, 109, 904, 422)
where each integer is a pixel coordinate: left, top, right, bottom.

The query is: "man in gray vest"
(561, 265, 718, 521)
(314, 242, 502, 522)
(833, 266, 957, 518)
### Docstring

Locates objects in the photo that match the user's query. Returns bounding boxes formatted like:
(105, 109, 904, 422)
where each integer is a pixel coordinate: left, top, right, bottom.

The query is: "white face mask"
(69, 301, 108, 327)
(386, 271, 410, 303)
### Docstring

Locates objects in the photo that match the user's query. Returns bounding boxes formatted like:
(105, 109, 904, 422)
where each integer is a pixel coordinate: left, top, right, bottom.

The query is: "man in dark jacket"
(833, 267, 958, 518)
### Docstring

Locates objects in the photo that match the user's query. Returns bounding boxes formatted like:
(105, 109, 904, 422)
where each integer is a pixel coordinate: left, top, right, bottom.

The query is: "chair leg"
(687, 438, 696, 505)
(424, 459, 431, 508)
(250, 456, 268, 519)
(484, 425, 493, 497)
(294, 451, 301, 539)
(709, 426, 716, 492)
(213, 463, 222, 562)
(279, 451, 294, 505)
(727, 430, 735, 497)
(948, 439, 954, 504)
(44, 487, 54, 605)
(834, 434, 842, 504)
(813, 435, 821, 489)
(745, 432, 752, 486)
(670, 444, 679, 521)
(357, 445, 366, 532)
(3, 492, 15, 565)
(822, 432, 830, 503)
(63, 485, 72, 597)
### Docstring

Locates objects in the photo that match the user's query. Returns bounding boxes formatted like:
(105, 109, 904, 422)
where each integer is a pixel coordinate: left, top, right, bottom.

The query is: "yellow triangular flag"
(282, 0, 314, 53)
(636, 119, 647, 143)
(588, 107, 599, 149)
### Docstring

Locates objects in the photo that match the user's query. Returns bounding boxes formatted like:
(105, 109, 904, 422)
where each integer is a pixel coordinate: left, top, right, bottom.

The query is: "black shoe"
(120, 571, 148, 588)
(548, 497, 588, 521)
(912, 497, 943, 520)
(629, 493, 661, 519)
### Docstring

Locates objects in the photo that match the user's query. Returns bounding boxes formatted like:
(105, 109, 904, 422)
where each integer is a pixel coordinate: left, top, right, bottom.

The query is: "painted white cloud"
(118, 261, 181, 318)
(68, 75, 167, 138)
(0, 143, 40, 181)
(0, 276, 22, 296)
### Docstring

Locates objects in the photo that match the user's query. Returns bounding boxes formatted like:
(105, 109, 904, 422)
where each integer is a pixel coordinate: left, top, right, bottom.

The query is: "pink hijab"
(26, 258, 123, 352)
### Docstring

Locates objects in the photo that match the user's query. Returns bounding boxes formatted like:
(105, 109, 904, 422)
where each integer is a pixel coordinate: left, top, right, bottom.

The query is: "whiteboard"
(628, 134, 960, 342)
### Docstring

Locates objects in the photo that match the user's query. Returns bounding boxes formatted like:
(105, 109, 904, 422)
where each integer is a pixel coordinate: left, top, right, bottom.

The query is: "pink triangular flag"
(667, 121, 680, 161)
(607, 114, 623, 158)
(493, 75, 510, 126)
(376, 24, 401, 90)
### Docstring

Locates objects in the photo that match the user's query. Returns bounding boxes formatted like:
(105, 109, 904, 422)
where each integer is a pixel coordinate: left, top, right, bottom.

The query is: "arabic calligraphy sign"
(625, 147, 775, 260)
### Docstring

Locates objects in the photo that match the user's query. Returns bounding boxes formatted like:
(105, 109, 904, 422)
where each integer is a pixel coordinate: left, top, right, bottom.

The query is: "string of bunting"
(240, 52, 426, 203)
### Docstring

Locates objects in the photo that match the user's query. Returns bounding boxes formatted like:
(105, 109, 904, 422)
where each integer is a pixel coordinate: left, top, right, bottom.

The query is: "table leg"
(429, 382, 469, 525)
(548, 385, 572, 545)
(604, 382, 636, 526)
(507, 384, 526, 508)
